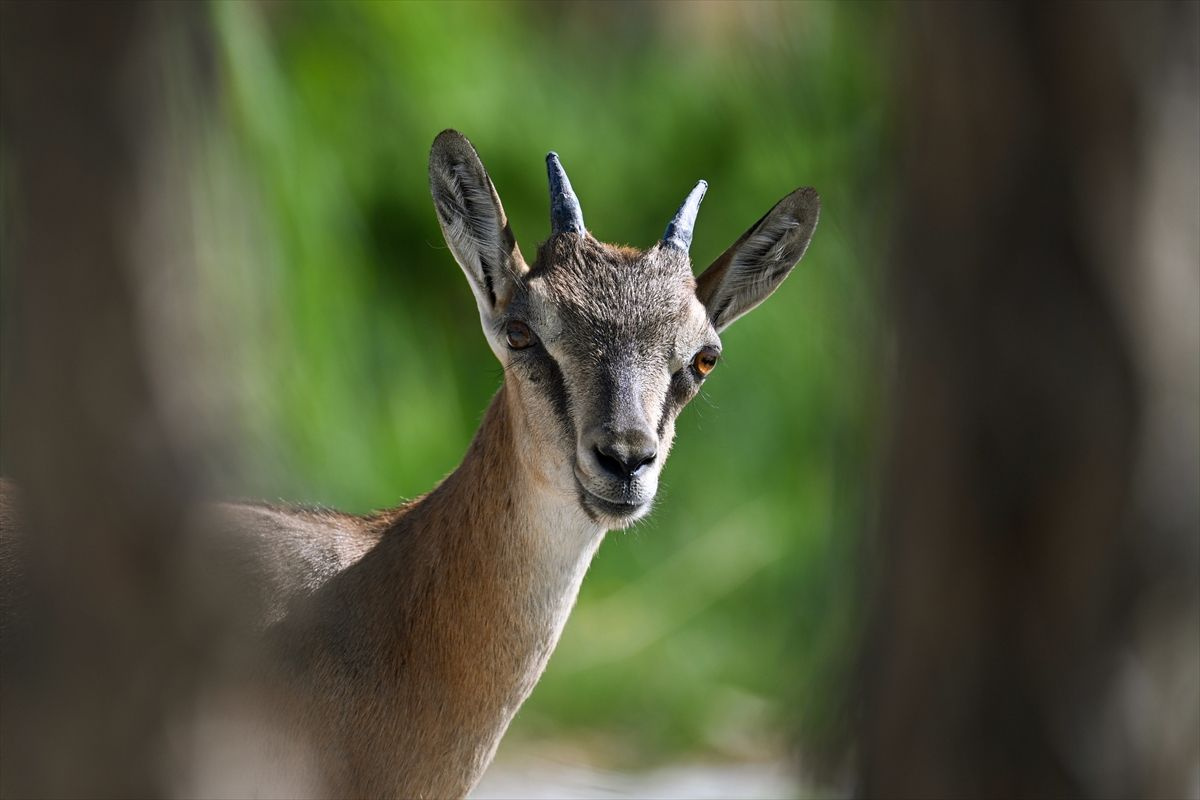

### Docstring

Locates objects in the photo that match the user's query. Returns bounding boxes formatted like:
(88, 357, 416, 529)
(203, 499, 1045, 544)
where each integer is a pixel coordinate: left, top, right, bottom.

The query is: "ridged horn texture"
(546, 151, 585, 235)
(662, 180, 708, 252)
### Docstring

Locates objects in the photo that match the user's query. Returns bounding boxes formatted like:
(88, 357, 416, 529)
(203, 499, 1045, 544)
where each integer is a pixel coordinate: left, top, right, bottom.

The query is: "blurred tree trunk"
(859, 3, 1199, 798)
(0, 3, 230, 796)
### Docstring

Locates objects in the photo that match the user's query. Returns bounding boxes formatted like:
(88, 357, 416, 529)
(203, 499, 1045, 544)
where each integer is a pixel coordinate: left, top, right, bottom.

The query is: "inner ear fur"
(696, 187, 819, 332)
(429, 130, 526, 311)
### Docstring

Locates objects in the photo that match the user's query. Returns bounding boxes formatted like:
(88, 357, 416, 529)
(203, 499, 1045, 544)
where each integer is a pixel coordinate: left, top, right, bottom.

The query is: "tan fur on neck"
(248, 384, 602, 797)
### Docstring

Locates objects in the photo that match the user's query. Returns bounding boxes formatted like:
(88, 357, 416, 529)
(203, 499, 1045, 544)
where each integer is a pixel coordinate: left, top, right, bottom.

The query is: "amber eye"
(504, 321, 536, 350)
(692, 347, 719, 377)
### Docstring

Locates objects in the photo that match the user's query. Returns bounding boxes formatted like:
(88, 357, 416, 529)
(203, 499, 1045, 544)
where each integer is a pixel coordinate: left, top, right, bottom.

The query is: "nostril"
(629, 449, 657, 477)
(593, 445, 627, 479)
(593, 444, 657, 479)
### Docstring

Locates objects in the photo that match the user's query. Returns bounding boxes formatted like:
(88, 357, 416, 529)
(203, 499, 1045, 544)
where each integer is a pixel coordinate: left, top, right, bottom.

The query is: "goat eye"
(692, 347, 719, 377)
(505, 321, 536, 350)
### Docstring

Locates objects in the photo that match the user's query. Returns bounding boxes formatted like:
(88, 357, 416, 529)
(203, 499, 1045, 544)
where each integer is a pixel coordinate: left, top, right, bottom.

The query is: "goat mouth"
(574, 479, 648, 522)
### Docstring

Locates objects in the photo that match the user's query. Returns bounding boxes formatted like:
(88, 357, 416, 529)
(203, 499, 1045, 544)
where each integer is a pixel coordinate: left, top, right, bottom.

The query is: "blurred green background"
(196, 0, 888, 777)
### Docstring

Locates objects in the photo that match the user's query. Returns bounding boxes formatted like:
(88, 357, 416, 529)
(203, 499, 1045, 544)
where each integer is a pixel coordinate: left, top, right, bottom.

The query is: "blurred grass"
(198, 0, 889, 771)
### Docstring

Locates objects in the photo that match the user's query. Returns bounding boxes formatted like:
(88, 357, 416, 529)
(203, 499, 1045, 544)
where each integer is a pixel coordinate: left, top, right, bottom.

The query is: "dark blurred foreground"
(1, 2, 1197, 797)
(863, 4, 1198, 797)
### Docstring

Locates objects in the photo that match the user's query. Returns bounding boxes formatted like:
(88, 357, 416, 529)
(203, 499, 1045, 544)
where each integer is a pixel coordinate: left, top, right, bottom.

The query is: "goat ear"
(429, 130, 527, 314)
(695, 187, 819, 332)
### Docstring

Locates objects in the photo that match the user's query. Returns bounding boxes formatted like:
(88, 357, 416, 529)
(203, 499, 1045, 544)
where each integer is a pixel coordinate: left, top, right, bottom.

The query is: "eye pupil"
(505, 321, 534, 350)
(693, 349, 718, 377)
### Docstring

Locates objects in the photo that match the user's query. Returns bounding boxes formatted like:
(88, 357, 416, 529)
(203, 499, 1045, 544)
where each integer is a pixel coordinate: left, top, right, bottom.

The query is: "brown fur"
(241, 385, 601, 797)
(0, 131, 819, 798)
(0, 388, 588, 798)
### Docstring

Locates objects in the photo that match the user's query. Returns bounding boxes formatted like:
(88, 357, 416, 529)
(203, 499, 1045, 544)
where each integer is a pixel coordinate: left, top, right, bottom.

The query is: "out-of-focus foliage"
(200, 0, 888, 769)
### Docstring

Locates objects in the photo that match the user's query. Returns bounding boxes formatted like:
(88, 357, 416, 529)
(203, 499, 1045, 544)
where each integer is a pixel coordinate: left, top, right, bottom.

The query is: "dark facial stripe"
(534, 347, 577, 448)
(656, 372, 690, 438)
(655, 390, 674, 439)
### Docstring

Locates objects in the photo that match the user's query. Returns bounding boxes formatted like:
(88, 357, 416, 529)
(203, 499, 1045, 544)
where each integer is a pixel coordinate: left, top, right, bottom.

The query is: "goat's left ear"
(429, 130, 527, 316)
(695, 187, 819, 332)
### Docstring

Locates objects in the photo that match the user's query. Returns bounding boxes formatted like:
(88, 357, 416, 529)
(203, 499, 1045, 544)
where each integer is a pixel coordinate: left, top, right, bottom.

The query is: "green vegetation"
(202, 0, 888, 770)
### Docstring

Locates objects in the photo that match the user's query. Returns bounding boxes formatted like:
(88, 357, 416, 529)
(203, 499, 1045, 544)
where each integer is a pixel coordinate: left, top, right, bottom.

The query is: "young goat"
(4, 130, 819, 798)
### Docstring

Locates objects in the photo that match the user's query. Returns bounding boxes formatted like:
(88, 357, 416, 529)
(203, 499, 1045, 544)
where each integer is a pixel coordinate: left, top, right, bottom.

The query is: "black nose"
(593, 440, 657, 479)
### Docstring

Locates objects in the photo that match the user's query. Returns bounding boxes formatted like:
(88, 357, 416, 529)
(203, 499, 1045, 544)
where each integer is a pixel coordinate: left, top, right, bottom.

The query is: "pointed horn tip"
(661, 180, 709, 251)
(546, 150, 585, 234)
(682, 180, 708, 204)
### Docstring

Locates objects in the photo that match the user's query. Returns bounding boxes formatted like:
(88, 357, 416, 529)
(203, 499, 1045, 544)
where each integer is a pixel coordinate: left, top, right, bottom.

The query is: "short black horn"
(546, 152, 585, 235)
(662, 180, 707, 251)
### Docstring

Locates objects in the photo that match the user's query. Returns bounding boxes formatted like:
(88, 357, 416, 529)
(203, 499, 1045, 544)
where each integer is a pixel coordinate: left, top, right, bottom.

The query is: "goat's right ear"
(695, 187, 819, 332)
(429, 130, 527, 315)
